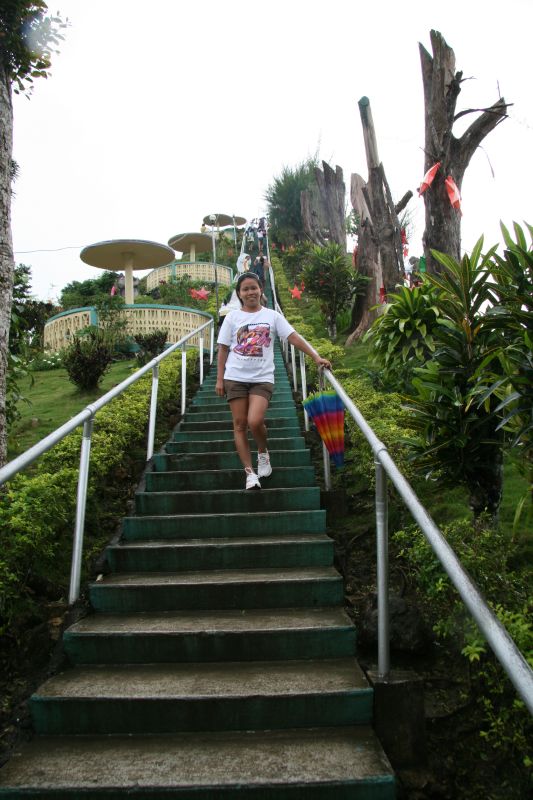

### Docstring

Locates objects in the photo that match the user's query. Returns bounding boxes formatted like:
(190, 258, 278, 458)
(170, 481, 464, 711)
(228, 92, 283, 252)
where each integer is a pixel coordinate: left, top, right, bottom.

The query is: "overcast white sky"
(11, 0, 533, 302)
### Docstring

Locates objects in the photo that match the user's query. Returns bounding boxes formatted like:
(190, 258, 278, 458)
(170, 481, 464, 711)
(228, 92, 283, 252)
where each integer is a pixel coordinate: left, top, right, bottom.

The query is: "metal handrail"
(0, 317, 215, 604)
(267, 251, 533, 716)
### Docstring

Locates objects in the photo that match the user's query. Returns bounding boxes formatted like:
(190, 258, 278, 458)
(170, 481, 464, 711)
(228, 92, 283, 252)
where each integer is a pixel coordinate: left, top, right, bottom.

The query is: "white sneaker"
(257, 451, 272, 479)
(245, 468, 261, 490)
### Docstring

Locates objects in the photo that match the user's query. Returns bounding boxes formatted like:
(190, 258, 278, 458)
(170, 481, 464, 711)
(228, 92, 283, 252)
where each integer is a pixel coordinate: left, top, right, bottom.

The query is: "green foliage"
(363, 280, 442, 391)
(59, 271, 119, 310)
(27, 351, 63, 371)
(0, 350, 198, 635)
(279, 242, 312, 283)
(0, 1, 67, 93)
(340, 373, 417, 494)
(394, 517, 532, 782)
(62, 331, 114, 391)
(401, 240, 506, 517)
(264, 156, 319, 245)
(134, 329, 168, 366)
(479, 222, 533, 517)
(302, 243, 367, 339)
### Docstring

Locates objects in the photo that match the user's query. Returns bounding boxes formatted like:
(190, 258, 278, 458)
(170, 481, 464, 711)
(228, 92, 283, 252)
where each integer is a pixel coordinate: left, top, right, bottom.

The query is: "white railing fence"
(0, 318, 215, 605)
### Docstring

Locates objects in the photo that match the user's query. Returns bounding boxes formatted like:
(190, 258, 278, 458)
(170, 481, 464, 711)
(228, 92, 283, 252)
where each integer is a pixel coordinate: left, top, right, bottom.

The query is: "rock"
(360, 592, 431, 653)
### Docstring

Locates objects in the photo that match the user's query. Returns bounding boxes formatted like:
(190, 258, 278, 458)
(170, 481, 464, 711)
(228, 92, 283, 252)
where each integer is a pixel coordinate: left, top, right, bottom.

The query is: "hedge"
(0, 350, 199, 635)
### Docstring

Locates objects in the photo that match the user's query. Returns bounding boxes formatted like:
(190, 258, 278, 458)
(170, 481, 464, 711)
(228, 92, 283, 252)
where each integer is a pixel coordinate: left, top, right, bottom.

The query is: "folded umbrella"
(303, 390, 345, 467)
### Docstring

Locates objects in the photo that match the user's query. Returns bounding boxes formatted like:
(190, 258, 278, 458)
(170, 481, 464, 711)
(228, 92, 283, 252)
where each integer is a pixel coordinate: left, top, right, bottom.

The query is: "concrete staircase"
(0, 344, 395, 798)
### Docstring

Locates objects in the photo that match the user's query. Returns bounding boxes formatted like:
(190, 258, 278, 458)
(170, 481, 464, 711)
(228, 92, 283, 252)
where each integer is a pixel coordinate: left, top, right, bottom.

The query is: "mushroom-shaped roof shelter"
(167, 232, 213, 262)
(80, 239, 174, 304)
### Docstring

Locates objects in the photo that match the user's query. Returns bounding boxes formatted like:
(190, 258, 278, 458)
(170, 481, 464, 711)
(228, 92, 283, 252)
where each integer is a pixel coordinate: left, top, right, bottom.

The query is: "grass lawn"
(7, 359, 138, 461)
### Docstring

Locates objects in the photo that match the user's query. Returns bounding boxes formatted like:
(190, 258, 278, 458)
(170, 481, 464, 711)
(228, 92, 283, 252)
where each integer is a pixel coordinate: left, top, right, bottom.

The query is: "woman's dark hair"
(235, 272, 262, 305)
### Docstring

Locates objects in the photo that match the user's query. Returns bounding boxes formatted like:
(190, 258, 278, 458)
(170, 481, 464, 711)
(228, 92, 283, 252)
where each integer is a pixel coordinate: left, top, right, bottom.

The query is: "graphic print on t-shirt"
(233, 323, 271, 357)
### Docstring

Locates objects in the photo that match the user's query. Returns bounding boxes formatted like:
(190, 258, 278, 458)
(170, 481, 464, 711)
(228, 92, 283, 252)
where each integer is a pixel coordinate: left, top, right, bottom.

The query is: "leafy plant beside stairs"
(0, 350, 198, 639)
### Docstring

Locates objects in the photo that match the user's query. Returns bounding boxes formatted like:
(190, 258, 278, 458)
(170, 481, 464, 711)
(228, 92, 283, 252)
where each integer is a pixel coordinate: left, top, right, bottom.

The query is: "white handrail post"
(299, 351, 309, 431)
(209, 321, 214, 365)
(181, 345, 187, 416)
(69, 417, 94, 604)
(146, 364, 159, 461)
(199, 335, 204, 385)
(375, 455, 390, 678)
(290, 344, 297, 391)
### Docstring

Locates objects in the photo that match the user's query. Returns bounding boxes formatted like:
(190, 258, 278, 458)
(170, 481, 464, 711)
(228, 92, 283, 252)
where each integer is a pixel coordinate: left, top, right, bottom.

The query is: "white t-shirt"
(217, 308, 295, 384)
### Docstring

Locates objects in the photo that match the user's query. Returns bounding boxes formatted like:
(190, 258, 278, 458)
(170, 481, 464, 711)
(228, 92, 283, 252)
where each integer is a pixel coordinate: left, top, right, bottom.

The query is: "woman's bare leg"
(248, 395, 269, 452)
(228, 397, 253, 469)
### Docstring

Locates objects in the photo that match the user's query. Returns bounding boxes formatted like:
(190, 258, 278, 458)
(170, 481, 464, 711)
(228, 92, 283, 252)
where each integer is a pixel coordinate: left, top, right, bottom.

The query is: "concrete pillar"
(367, 669, 426, 768)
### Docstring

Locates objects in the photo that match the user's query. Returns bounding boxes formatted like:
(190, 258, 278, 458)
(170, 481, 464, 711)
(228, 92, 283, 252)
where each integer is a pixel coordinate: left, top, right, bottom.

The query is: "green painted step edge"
(31, 691, 373, 735)
(145, 467, 316, 492)
(106, 538, 333, 572)
(89, 576, 344, 613)
(166, 438, 305, 453)
(134, 487, 321, 515)
(152, 450, 312, 471)
(63, 623, 357, 665)
(122, 510, 327, 539)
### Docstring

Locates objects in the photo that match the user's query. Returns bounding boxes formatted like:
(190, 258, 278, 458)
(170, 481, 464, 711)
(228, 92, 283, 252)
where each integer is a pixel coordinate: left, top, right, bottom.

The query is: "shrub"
(28, 352, 63, 371)
(62, 331, 114, 391)
(134, 330, 168, 366)
(0, 350, 198, 636)
(394, 517, 533, 786)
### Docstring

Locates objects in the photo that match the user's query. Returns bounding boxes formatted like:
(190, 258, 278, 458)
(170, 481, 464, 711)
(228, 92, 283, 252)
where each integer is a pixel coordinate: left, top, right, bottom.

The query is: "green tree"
(264, 156, 318, 246)
(59, 271, 119, 309)
(302, 242, 366, 339)
(0, 1, 66, 466)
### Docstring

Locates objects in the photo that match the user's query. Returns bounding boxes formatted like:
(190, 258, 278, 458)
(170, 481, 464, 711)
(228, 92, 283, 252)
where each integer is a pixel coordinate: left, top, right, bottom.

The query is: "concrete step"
(172, 426, 300, 442)
(135, 487, 320, 515)
(152, 449, 312, 472)
(166, 436, 305, 453)
(106, 534, 333, 572)
(185, 405, 297, 420)
(180, 416, 298, 431)
(0, 727, 395, 798)
(89, 567, 344, 612)
(122, 509, 326, 540)
(144, 467, 316, 492)
(31, 659, 372, 735)
(191, 394, 294, 407)
(63, 607, 357, 664)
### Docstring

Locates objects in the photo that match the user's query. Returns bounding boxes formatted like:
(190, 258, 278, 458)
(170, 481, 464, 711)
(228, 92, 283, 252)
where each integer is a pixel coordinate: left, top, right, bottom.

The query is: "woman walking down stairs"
(0, 283, 395, 797)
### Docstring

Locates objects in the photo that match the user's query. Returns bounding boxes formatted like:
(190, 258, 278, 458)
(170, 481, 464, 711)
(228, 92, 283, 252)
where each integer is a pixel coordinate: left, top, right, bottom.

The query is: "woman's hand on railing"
(314, 355, 332, 370)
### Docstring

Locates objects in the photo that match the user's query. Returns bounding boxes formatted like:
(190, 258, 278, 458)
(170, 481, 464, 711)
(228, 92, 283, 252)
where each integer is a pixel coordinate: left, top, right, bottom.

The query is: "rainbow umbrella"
(303, 390, 345, 467)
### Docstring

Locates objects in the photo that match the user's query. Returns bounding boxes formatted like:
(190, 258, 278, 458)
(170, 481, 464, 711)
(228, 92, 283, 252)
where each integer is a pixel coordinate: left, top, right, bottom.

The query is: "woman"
(216, 272, 331, 489)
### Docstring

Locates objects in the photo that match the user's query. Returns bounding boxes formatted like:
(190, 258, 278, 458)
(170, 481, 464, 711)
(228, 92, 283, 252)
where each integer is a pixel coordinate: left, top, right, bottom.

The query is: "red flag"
(418, 161, 441, 195)
(445, 176, 462, 211)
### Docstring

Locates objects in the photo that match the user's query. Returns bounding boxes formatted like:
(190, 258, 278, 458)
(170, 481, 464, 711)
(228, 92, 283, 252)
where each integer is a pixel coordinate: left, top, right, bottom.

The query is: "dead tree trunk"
(346, 97, 411, 344)
(301, 161, 346, 251)
(419, 30, 509, 273)
(0, 61, 14, 468)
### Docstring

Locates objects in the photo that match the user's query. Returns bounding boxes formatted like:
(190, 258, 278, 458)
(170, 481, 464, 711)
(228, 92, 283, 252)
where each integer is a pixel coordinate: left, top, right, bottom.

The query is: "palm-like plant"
(264, 157, 318, 245)
(364, 280, 442, 391)
(302, 243, 366, 339)
(404, 239, 507, 518)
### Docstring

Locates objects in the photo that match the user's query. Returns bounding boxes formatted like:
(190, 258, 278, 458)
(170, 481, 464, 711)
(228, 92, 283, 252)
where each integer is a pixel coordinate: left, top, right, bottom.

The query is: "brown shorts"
(224, 380, 274, 402)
